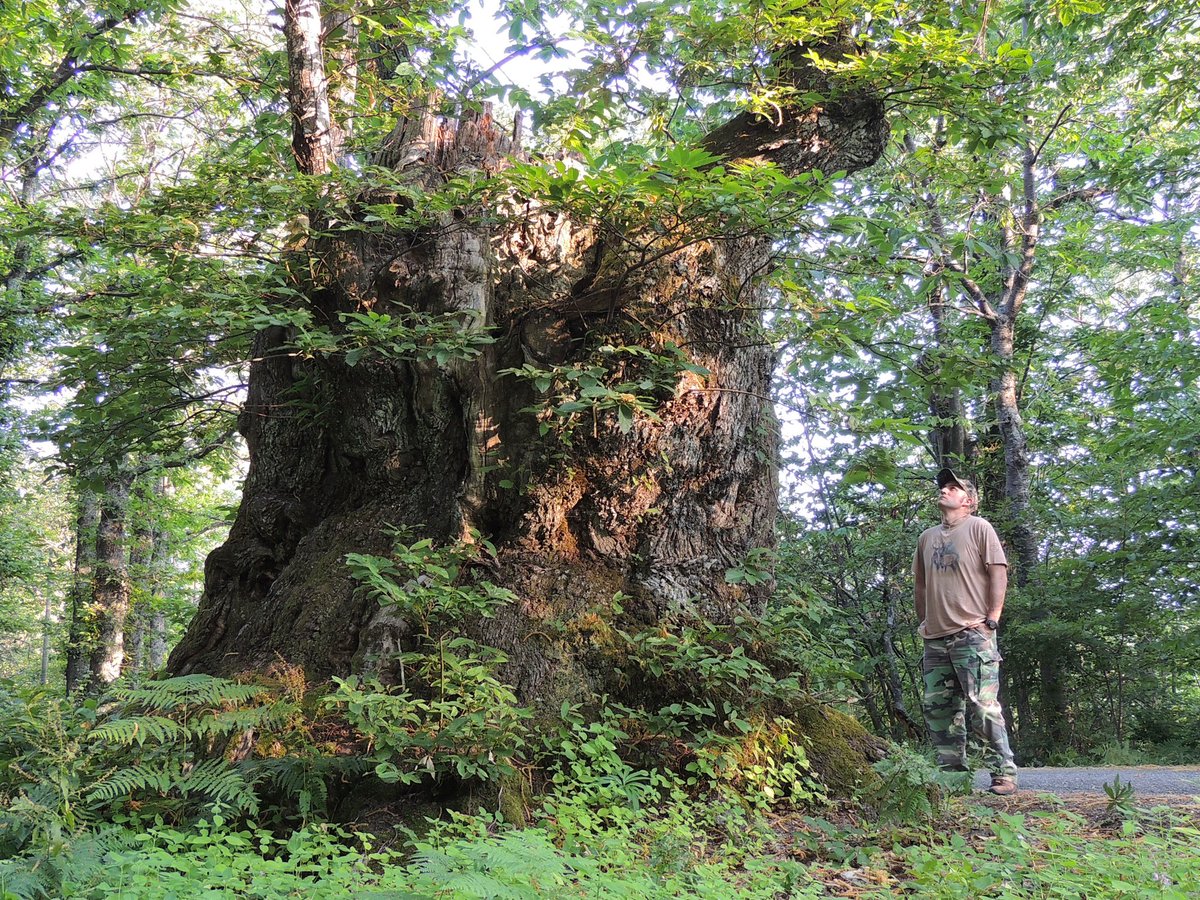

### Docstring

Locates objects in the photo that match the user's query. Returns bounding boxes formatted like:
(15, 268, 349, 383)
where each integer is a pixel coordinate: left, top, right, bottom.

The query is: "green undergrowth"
(882, 803, 1200, 898)
(4, 774, 1198, 899)
(0, 811, 810, 899)
(3, 534, 1197, 897)
(3, 675, 1199, 900)
(0, 717, 821, 899)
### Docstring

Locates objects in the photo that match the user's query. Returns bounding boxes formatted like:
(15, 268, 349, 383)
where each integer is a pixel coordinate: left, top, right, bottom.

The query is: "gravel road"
(973, 766, 1200, 796)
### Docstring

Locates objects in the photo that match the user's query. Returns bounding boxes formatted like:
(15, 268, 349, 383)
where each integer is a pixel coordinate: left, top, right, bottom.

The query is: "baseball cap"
(936, 467, 978, 504)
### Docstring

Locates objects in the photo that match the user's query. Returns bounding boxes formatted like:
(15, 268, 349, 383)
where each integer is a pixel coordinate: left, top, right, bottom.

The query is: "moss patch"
(791, 697, 886, 795)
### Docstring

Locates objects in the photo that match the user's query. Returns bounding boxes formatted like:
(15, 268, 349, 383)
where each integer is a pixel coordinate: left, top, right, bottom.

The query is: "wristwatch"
(984, 618, 999, 631)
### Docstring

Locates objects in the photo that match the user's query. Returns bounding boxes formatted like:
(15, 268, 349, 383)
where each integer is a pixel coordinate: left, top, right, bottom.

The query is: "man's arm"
(913, 549, 926, 626)
(986, 563, 1007, 623)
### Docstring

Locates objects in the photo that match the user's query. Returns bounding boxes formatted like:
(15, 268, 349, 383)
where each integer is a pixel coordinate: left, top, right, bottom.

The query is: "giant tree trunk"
(169, 14, 889, 743)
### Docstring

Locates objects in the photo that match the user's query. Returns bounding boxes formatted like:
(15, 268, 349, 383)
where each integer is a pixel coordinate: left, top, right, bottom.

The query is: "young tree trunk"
(126, 510, 153, 676)
(126, 474, 168, 677)
(86, 469, 134, 690)
(993, 312, 1070, 747)
(148, 610, 169, 670)
(39, 583, 52, 685)
(989, 320, 1039, 580)
(170, 7, 890, 779)
(881, 576, 921, 740)
(924, 283, 969, 468)
(65, 490, 99, 695)
(857, 669, 887, 736)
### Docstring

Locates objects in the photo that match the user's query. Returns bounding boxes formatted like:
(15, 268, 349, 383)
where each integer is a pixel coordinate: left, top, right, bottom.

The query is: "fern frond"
(89, 715, 187, 747)
(189, 702, 294, 738)
(84, 757, 260, 816)
(446, 871, 533, 898)
(0, 859, 43, 900)
(110, 675, 264, 712)
(176, 758, 259, 814)
(254, 754, 372, 819)
(86, 763, 176, 802)
(475, 833, 568, 882)
(411, 833, 567, 898)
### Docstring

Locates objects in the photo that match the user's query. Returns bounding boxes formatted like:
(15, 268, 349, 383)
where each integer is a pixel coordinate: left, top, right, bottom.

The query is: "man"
(913, 468, 1018, 795)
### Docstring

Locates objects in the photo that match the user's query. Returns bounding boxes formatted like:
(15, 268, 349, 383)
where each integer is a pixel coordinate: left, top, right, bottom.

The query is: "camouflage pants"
(922, 628, 1016, 776)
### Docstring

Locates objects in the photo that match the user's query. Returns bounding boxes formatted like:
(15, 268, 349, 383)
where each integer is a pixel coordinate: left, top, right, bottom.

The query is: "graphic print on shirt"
(931, 539, 961, 573)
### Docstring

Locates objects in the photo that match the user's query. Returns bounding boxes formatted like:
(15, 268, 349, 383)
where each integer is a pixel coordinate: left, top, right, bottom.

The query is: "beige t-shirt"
(914, 515, 1007, 639)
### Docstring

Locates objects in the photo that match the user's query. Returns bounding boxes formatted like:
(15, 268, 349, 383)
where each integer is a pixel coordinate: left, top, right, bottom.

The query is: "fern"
(256, 754, 373, 821)
(402, 831, 571, 898)
(87, 762, 177, 801)
(188, 701, 298, 738)
(0, 825, 139, 900)
(89, 715, 187, 747)
(181, 759, 261, 815)
(111, 675, 265, 711)
(0, 859, 44, 900)
(474, 835, 570, 883)
(865, 746, 949, 824)
(84, 757, 261, 816)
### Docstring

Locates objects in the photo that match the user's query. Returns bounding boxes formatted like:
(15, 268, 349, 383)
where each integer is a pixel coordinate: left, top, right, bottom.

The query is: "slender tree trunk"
(323, 5, 358, 167)
(285, 0, 338, 176)
(126, 512, 155, 677)
(881, 576, 921, 740)
(148, 610, 169, 670)
(925, 283, 968, 467)
(86, 469, 134, 690)
(858, 669, 887, 736)
(39, 583, 52, 685)
(1008, 666, 1031, 755)
(989, 321, 1038, 580)
(65, 491, 100, 695)
(126, 474, 168, 677)
(992, 312, 1070, 747)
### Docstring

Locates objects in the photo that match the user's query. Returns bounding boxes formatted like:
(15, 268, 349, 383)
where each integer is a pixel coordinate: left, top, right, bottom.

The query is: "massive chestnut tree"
(169, 0, 888, 728)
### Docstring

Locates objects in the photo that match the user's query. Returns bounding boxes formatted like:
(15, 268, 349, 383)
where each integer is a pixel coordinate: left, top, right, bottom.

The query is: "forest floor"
(762, 774, 1200, 898)
(969, 787, 1200, 822)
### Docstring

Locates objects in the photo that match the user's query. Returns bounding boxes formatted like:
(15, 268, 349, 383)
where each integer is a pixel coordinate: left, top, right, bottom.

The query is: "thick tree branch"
(999, 130, 1040, 319)
(1044, 186, 1107, 211)
(700, 41, 888, 179)
(285, 0, 337, 176)
(942, 259, 999, 321)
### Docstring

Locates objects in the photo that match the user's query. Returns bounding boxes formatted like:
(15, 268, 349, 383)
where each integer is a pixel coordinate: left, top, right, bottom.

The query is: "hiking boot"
(989, 775, 1018, 796)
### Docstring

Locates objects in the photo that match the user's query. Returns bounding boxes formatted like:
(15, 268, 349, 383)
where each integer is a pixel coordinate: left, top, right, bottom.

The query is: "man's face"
(938, 483, 975, 514)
